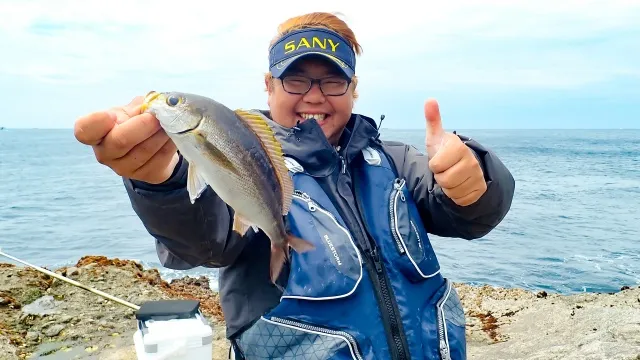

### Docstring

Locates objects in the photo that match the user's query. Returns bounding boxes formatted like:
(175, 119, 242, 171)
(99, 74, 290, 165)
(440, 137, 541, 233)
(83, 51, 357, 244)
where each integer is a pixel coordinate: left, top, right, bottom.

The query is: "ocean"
(1, 128, 638, 294)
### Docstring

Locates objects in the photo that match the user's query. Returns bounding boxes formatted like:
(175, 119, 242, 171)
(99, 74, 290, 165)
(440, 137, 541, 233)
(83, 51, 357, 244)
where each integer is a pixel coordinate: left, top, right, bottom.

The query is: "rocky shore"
(0, 256, 638, 360)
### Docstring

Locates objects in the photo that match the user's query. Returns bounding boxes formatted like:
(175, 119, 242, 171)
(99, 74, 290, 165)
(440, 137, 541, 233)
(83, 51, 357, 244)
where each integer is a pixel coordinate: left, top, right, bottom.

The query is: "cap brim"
(270, 52, 355, 79)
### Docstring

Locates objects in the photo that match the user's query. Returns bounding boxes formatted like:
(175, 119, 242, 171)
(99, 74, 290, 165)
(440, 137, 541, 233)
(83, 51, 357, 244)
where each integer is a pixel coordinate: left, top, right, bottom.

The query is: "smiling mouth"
(297, 113, 328, 124)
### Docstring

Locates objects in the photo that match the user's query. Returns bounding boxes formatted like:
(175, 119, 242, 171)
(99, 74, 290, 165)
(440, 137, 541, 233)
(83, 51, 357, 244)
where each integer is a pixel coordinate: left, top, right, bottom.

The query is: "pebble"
(98, 319, 114, 329)
(43, 324, 65, 337)
(66, 267, 80, 277)
(21, 296, 60, 316)
(25, 331, 40, 341)
(58, 315, 73, 323)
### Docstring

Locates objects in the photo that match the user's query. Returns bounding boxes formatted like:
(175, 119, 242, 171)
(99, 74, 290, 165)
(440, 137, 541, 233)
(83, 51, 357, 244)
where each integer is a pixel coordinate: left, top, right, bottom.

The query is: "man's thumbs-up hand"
(424, 99, 487, 206)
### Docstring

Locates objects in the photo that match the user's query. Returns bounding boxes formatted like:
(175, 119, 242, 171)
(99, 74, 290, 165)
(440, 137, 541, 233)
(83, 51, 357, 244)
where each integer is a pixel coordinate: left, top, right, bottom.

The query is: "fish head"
(140, 91, 203, 134)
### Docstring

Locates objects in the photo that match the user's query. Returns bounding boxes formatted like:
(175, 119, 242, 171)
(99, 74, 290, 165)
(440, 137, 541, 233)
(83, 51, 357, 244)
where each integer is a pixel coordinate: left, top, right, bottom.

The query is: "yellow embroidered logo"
(284, 36, 340, 54)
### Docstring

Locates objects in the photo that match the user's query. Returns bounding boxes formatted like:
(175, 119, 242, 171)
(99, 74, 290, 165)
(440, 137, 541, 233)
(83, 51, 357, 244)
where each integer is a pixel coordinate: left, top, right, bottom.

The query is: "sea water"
(1, 128, 638, 294)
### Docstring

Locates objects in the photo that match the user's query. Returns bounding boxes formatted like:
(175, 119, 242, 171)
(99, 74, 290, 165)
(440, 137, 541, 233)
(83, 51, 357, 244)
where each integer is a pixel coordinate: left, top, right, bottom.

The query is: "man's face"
(266, 57, 355, 145)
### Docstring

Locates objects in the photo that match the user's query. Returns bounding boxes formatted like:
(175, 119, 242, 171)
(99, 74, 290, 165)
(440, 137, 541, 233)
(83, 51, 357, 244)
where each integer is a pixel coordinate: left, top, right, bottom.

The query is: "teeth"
(300, 113, 326, 121)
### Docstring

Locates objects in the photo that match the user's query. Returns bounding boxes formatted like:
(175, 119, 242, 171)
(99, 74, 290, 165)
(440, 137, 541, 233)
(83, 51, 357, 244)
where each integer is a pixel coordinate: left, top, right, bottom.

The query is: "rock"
(43, 324, 65, 337)
(66, 267, 80, 277)
(21, 295, 60, 316)
(58, 315, 73, 323)
(25, 331, 40, 341)
(0, 336, 19, 360)
(98, 319, 114, 329)
(459, 282, 640, 360)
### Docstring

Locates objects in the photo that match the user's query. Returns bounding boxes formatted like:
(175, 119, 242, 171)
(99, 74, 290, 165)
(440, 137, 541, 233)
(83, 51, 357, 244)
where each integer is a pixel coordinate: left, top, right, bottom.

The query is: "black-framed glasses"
(279, 75, 352, 96)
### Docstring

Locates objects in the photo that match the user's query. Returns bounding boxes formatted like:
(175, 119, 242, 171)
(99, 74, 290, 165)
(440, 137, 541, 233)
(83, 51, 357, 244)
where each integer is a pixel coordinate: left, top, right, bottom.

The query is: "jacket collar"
(258, 110, 381, 177)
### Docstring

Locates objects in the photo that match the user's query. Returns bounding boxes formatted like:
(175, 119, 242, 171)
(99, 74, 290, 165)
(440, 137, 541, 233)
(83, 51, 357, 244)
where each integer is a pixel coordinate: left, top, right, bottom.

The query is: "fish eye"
(166, 95, 181, 107)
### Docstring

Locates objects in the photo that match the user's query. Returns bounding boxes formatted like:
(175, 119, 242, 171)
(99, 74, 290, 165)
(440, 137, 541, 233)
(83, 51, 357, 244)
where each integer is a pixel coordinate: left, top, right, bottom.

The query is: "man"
(74, 12, 515, 360)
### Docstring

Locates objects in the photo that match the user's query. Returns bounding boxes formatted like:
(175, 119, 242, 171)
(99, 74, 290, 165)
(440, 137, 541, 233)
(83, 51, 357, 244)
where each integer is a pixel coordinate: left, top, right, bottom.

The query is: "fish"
(140, 91, 315, 283)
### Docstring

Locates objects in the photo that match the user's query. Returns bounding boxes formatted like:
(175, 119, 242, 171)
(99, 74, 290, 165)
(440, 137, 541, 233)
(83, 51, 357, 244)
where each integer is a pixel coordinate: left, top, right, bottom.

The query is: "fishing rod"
(0, 248, 140, 311)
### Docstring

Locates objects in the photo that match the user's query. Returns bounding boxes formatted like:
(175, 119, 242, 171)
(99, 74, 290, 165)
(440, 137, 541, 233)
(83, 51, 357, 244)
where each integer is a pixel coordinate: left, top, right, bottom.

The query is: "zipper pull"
(440, 340, 451, 360)
(394, 179, 406, 201)
(340, 155, 346, 174)
(307, 201, 317, 211)
(370, 247, 383, 273)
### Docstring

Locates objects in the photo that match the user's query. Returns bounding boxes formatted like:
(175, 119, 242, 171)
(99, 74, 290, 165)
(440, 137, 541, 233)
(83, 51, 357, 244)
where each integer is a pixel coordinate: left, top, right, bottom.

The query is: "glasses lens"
(282, 76, 310, 94)
(282, 76, 349, 96)
(320, 78, 349, 96)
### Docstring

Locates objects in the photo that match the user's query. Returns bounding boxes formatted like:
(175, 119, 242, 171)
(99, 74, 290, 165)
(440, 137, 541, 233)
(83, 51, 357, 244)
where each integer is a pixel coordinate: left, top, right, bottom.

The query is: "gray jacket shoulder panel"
(380, 135, 515, 239)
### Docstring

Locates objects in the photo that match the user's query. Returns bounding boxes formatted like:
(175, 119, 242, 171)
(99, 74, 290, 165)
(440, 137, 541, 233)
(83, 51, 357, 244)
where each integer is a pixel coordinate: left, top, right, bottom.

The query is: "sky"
(0, 0, 638, 130)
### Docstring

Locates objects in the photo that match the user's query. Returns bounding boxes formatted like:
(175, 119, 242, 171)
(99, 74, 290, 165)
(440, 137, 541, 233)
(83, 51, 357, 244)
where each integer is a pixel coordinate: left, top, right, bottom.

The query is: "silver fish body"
(141, 91, 313, 282)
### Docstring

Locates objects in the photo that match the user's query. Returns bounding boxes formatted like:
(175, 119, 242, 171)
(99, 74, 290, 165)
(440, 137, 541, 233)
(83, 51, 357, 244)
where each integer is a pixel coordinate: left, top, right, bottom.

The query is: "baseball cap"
(268, 28, 356, 79)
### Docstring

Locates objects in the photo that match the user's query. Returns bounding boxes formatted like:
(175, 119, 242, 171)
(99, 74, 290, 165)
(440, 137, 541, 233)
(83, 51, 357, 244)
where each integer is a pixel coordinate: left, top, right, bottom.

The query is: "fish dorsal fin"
(233, 109, 293, 215)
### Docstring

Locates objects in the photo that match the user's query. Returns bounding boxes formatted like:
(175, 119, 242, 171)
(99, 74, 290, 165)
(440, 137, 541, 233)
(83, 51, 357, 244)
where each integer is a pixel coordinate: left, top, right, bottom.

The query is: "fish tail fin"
(269, 235, 315, 284)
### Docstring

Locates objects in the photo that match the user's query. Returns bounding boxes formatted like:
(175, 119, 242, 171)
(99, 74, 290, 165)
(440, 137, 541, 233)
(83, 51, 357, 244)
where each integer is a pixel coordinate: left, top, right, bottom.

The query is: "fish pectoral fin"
(187, 161, 209, 204)
(287, 235, 315, 253)
(194, 131, 239, 176)
(269, 245, 288, 284)
(232, 214, 255, 236)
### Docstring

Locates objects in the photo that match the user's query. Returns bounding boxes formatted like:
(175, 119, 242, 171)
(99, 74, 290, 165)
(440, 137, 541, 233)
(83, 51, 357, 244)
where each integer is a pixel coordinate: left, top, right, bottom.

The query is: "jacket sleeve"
(382, 135, 515, 239)
(122, 154, 247, 270)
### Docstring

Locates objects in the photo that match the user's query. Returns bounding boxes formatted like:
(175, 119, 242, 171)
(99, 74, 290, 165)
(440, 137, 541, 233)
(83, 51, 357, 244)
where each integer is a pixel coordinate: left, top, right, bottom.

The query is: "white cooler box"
(133, 300, 213, 360)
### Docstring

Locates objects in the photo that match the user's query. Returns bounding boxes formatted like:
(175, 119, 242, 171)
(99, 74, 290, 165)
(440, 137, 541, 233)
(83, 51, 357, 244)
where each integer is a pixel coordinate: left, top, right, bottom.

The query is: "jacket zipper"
(349, 165, 411, 360)
(292, 191, 357, 245)
(368, 246, 408, 360)
(390, 179, 425, 257)
(389, 179, 407, 254)
(340, 154, 347, 174)
(436, 281, 453, 360)
(269, 316, 364, 360)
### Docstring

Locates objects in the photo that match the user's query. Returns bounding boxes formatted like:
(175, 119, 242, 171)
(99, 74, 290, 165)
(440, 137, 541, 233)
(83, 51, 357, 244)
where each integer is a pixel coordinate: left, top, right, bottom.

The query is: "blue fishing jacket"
(123, 111, 515, 360)
(234, 140, 466, 360)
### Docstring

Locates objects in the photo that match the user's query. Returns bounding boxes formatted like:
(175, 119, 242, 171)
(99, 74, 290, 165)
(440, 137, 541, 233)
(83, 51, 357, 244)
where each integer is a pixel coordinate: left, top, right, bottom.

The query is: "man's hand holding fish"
(74, 96, 179, 185)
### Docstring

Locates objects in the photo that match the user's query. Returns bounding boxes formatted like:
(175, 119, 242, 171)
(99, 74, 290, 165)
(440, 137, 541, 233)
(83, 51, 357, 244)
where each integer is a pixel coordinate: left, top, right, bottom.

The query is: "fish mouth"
(140, 91, 161, 113)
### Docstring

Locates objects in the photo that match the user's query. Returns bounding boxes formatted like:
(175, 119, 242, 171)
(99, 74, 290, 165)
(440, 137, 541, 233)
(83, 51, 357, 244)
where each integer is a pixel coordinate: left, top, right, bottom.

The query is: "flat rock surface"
(0, 257, 638, 359)
(458, 283, 640, 360)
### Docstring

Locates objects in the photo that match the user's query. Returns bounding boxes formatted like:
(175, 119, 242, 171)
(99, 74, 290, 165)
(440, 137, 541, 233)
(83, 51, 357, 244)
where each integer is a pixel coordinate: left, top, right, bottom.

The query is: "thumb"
(113, 96, 145, 124)
(424, 98, 445, 159)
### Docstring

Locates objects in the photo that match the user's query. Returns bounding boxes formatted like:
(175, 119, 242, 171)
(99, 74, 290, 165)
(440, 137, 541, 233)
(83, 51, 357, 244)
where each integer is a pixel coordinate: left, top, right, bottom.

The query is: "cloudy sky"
(0, 0, 638, 129)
